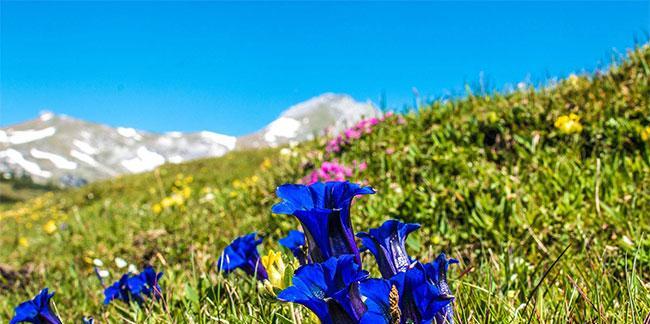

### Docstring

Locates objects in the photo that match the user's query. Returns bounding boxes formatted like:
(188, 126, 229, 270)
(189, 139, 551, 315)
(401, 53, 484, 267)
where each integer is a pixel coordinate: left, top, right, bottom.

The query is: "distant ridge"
(0, 93, 378, 186)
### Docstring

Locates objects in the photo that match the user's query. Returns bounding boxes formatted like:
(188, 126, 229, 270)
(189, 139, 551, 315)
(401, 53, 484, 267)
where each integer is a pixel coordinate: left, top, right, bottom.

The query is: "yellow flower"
(229, 191, 239, 198)
(43, 220, 57, 234)
(182, 186, 192, 199)
(641, 126, 650, 142)
(487, 111, 499, 124)
(152, 203, 162, 214)
(232, 179, 242, 189)
(18, 237, 29, 247)
(568, 73, 580, 87)
(260, 158, 272, 170)
(555, 113, 583, 134)
(261, 250, 288, 290)
(160, 197, 174, 208)
(169, 193, 185, 206)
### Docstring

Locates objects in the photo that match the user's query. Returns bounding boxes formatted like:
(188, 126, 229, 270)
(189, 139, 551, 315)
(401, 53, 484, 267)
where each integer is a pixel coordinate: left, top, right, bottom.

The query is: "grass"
(1, 44, 649, 323)
(0, 175, 59, 207)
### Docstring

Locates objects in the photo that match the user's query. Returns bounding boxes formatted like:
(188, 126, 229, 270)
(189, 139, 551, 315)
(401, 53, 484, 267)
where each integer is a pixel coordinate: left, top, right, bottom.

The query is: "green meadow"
(1, 45, 649, 323)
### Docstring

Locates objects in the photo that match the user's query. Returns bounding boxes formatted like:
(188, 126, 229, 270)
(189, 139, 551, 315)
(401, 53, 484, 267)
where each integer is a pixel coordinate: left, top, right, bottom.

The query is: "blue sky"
(1, 1, 648, 136)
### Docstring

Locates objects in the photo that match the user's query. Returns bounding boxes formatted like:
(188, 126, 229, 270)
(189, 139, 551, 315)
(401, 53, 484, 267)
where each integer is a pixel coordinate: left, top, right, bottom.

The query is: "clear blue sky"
(1, 1, 648, 136)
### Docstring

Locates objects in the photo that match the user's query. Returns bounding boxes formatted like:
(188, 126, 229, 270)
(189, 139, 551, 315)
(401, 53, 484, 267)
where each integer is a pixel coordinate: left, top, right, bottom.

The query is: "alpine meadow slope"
(0, 45, 649, 323)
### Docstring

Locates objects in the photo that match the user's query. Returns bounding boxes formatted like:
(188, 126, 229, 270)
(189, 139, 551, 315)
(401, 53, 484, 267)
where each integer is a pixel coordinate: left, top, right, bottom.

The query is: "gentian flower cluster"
(103, 266, 163, 305)
(11, 268, 163, 321)
(10, 288, 62, 324)
(220, 181, 458, 324)
(11, 179, 455, 323)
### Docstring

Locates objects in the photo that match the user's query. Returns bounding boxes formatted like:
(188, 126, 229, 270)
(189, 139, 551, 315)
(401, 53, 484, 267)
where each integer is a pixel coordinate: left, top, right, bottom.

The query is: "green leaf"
(184, 283, 199, 305)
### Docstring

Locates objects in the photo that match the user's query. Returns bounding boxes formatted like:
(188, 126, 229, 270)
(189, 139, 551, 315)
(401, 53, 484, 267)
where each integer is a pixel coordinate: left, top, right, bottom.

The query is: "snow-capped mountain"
(0, 113, 236, 186)
(1, 93, 378, 186)
(237, 93, 379, 148)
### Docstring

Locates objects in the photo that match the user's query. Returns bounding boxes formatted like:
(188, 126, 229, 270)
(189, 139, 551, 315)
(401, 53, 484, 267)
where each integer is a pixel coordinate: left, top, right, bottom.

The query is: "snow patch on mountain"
(200, 131, 237, 150)
(0, 149, 52, 178)
(73, 139, 98, 155)
(117, 127, 142, 140)
(121, 147, 166, 173)
(263, 117, 301, 144)
(40, 111, 54, 121)
(70, 149, 99, 167)
(0, 127, 57, 145)
(30, 148, 78, 170)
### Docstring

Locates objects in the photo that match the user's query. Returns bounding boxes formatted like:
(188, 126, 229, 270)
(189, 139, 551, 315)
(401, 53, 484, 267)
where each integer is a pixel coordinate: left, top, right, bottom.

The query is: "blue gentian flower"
(422, 253, 459, 324)
(138, 266, 163, 298)
(400, 262, 455, 324)
(103, 274, 133, 305)
(10, 288, 62, 324)
(359, 261, 455, 324)
(279, 230, 308, 264)
(278, 255, 369, 324)
(272, 181, 375, 265)
(103, 266, 164, 305)
(357, 220, 420, 278)
(218, 232, 268, 281)
(358, 278, 400, 324)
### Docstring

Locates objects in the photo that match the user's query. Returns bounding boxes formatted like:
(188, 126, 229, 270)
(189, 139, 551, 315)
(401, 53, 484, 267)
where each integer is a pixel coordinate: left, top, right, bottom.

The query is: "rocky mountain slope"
(0, 93, 378, 186)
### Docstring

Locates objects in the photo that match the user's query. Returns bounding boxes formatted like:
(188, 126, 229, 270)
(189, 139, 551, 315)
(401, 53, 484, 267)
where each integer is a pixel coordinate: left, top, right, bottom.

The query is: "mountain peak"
(238, 93, 379, 149)
(38, 110, 55, 122)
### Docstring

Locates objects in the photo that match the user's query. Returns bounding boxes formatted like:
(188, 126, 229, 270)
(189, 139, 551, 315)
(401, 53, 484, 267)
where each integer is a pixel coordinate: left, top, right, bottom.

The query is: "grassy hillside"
(1, 45, 649, 323)
(0, 175, 58, 206)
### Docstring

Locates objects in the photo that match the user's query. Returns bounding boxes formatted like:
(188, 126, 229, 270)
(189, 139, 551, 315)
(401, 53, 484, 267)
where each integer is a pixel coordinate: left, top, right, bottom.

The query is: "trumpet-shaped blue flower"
(401, 262, 454, 323)
(103, 266, 164, 305)
(357, 220, 420, 278)
(359, 260, 455, 324)
(138, 266, 164, 298)
(359, 278, 401, 324)
(422, 254, 459, 324)
(10, 288, 62, 324)
(272, 181, 375, 264)
(278, 255, 369, 324)
(218, 232, 268, 281)
(104, 274, 136, 305)
(279, 230, 308, 264)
